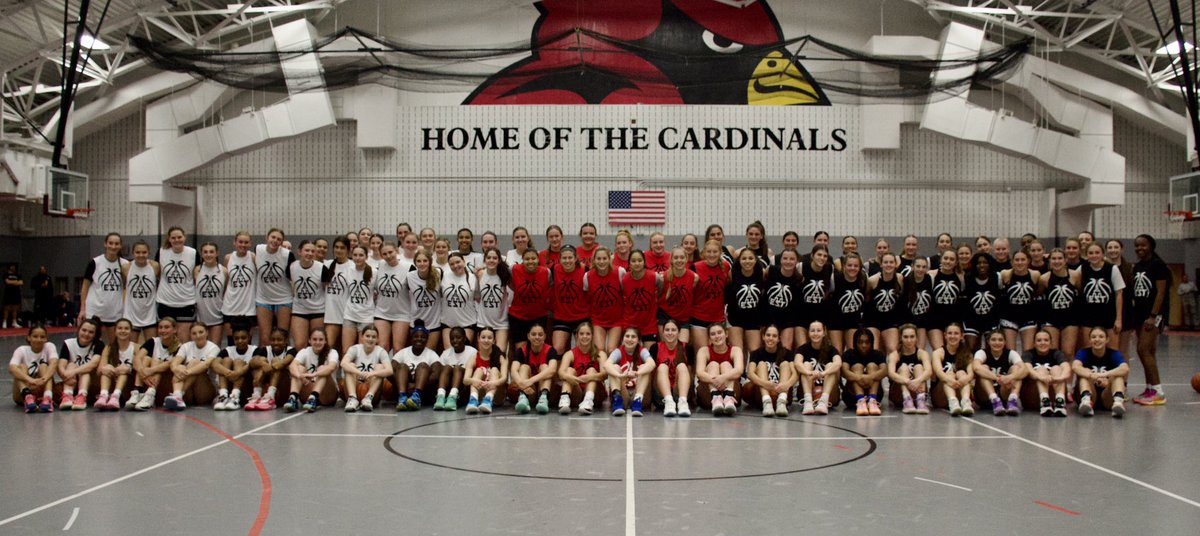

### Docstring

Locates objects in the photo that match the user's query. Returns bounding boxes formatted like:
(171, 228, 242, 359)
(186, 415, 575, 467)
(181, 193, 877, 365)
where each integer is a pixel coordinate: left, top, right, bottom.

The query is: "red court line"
(1034, 500, 1081, 516)
(160, 411, 273, 535)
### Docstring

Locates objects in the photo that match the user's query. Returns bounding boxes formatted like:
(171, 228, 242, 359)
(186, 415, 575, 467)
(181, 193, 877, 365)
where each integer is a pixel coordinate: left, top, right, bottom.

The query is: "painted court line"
(1034, 500, 1081, 516)
(0, 412, 305, 528)
(914, 477, 972, 492)
(61, 507, 79, 531)
(625, 415, 635, 536)
(842, 415, 898, 419)
(965, 417, 1200, 509)
(248, 432, 1007, 441)
(1184, 401, 1200, 406)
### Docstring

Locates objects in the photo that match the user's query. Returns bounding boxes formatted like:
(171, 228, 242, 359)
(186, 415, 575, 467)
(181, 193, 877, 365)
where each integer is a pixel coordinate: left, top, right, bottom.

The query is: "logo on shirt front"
(348, 279, 370, 304)
(969, 290, 996, 315)
(1084, 277, 1112, 304)
(294, 276, 319, 300)
(911, 290, 931, 316)
(518, 277, 543, 304)
(1007, 281, 1034, 305)
(197, 273, 223, 299)
(592, 281, 620, 308)
(873, 288, 897, 313)
(128, 274, 155, 300)
(735, 283, 761, 310)
(376, 273, 403, 299)
(1133, 271, 1152, 298)
(838, 288, 864, 314)
(326, 272, 347, 296)
(802, 279, 826, 304)
(1048, 283, 1075, 310)
(628, 285, 655, 312)
(413, 285, 437, 308)
(258, 261, 284, 284)
(699, 274, 724, 300)
(445, 283, 471, 308)
(229, 263, 254, 289)
(766, 282, 792, 308)
(99, 267, 123, 292)
(557, 277, 582, 304)
(933, 279, 959, 305)
(163, 260, 189, 284)
(481, 282, 504, 308)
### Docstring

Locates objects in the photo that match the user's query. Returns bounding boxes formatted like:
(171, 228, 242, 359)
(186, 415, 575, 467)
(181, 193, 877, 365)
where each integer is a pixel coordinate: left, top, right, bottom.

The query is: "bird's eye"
(702, 30, 744, 54)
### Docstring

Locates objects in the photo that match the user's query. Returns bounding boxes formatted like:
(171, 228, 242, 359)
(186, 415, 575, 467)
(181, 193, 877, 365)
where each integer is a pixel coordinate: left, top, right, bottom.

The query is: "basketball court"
(1, 332, 1197, 535)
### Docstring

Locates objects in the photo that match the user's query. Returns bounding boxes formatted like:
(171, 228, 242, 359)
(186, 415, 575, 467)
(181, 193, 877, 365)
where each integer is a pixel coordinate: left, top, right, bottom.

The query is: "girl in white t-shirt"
(56, 319, 104, 410)
(164, 323, 220, 411)
(211, 327, 255, 411)
(95, 319, 136, 410)
(287, 328, 340, 410)
(339, 326, 392, 413)
(391, 321, 440, 411)
(435, 326, 475, 411)
(9, 324, 57, 412)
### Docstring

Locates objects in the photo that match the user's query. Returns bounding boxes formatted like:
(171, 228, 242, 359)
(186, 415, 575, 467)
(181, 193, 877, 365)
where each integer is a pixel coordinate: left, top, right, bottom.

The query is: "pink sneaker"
(59, 393, 74, 410)
(72, 393, 87, 410)
(258, 398, 277, 410)
(93, 394, 110, 411)
(867, 398, 882, 415)
(723, 395, 738, 414)
(902, 397, 916, 414)
(244, 396, 261, 411)
(106, 395, 122, 411)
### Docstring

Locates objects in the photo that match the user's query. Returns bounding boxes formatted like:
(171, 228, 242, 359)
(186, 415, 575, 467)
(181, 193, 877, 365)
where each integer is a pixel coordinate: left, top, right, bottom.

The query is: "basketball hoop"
(64, 207, 94, 219)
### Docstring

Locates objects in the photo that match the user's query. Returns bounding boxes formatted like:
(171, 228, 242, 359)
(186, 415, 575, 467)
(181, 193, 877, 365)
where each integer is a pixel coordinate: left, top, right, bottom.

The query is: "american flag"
(608, 190, 666, 225)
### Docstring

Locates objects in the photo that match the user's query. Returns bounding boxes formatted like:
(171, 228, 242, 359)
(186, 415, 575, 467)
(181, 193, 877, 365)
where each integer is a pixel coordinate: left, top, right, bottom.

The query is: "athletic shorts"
(688, 318, 717, 330)
(344, 320, 373, 332)
(656, 309, 691, 330)
(508, 315, 547, 347)
(552, 318, 586, 334)
(256, 302, 292, 312)
(157, 304, 196, 322)
(999, 318, 1037, 331)
(293, 312, 323, 321)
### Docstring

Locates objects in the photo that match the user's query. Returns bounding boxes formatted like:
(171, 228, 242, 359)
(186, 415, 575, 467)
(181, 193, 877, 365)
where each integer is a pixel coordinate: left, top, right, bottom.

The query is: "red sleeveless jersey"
(691, 260, 730, 323)
(568, 346, 598, 376)
(707, 344, 732, 364)
(621, 270, 658, 335)
(576, 244, 597, 269)
(518, 343, 557, 367)
(612, 253, 630, 272)
(538, 248, 561, 273)
(644, 250, 671, 273)
(659, 269, 697, 322)
(551, 264, 589, 322)
(586, 268, 623, 328)
(509, 265, 551, 320)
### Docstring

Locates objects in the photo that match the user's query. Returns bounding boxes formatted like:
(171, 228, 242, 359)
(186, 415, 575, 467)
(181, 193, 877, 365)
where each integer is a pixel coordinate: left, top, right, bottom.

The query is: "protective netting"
(130, 27, 1030, 104)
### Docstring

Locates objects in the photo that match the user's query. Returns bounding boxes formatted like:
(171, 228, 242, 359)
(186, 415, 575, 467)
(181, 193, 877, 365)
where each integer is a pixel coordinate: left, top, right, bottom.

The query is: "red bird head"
(465, 0, 828, 105)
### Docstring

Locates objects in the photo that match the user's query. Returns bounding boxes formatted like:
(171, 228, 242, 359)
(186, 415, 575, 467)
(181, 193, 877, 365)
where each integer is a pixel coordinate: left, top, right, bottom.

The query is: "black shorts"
(508, 315, 547, 346)
(223, 315, 256, 331)
(656, 309, 692, 330)
(726, 308, 760, 330)
(133, 322, 156, 331)
(864, 311, 902, 330)
(1077, 303, 1117, 330)
(843, 354, 885, 368)
(909, 313, 938, 331)
(688, 318, 717, 330)
(1000, 318, 1037, 331)
(826, 311, 862, 332)
(640, 333, 659, 343)
(963, 315, 999, 337)
(157, 304, 196, 322)
(552, 318, 586, 333)
(293, 312, 323, 321)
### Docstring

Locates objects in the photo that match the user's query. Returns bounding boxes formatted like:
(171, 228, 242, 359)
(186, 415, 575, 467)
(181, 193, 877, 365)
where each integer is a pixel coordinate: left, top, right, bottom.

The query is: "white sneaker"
(802, 399, 815, 415)
(226, 395, 241, 410)
(558, 394, 572, 415)
(579, 398, 594, 415)
(1111, 397, 1125, 418)
(949, 398, 962, 416)
(677, 399, 691, 417)
(135, 390, 156, 411)
(344, 397, 359, 413)
(815, 399, 829, 415)
(724, 395, 738, 415)
(775, 397, 789, 417)
(762, 398, 775, 417)
(214, 395, 229, 411)
(124, 392, 143, 410)
(663, 397, 677, 417)
(712, 398, 725, 416)
(360, 397, 374, 412)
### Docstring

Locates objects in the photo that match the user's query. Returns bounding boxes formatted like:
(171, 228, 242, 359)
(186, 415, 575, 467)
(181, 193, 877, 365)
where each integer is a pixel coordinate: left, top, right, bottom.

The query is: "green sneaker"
(434, 393, 447, 411)
(535, 393, 550, 415)
(515, 393, 530, 414)
(446, 393, 458, 411)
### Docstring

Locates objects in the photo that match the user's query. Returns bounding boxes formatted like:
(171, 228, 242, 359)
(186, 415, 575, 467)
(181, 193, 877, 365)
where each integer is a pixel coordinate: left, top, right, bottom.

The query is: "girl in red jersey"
(745, 324, 796, 417)
(539, 225, 565, 272)
(644, 232, 672, 273)
(690, 240, 731, 350)
(621, 250, 663, 347)
(585, 247, 625, 352)
(576, 223, 599, 268)
(658, 247, 697, 346)
(464, 326, 507, 414)
(603, 327, 655, 416)
(550, 245, 590, 355)
(612, 230, 634, 271)
(558, 321, 606, 414)
(652, 319, 694, 417)
(508, 248, 551, 357)
(696, 323, 744, 416)
(510, 324, 560, 415)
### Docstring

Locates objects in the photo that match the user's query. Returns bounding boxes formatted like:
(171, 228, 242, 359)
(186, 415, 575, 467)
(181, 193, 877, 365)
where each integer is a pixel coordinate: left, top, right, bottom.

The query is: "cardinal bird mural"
(465, 0, 829, 105)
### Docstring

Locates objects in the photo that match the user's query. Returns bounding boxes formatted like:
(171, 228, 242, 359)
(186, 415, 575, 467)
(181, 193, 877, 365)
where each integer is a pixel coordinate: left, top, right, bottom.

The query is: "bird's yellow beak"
(747, 51, 824, 105)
